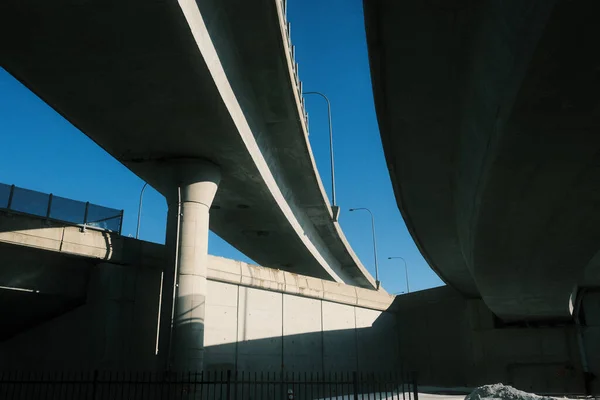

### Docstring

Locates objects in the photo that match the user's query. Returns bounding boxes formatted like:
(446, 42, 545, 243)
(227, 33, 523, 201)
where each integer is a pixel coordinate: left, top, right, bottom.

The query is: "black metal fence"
(0, 183, 123, 234)
(0, 370, 418, 400)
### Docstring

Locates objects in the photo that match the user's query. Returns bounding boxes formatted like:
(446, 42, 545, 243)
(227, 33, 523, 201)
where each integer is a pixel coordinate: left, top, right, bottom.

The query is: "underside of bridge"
(364, 0, 600, 321)
(0, 0, 375, 289)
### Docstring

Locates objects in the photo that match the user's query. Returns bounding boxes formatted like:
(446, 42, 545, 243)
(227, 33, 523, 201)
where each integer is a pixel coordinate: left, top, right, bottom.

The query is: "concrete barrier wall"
(203, 281, 399, 373)
(0, 254, 398, 374)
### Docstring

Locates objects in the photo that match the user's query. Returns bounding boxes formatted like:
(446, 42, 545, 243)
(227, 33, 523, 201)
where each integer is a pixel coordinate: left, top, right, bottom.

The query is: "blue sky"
(0, 0, 444, 295)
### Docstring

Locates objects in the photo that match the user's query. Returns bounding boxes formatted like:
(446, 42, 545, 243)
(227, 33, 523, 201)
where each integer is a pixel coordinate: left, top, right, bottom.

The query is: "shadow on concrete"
(0, 242, 92, 341)
(201, 315, 400, 375)
(0, 288, 84, 342)
(1, 211, 596, 395)
(387, 285, 599, 396)
(0, 272, 400, 375)
(0, 321, 400, 373)
(0, 249, 597, 396)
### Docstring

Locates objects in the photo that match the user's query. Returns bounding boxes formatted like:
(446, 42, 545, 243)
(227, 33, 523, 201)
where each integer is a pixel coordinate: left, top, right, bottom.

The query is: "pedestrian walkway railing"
(0, 370, 418, 399)
(0, 183, 123, 234)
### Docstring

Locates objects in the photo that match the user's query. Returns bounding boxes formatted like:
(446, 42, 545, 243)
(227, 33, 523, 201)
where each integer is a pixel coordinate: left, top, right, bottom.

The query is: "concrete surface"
(389, 286, 597, 395)
(157, 159, 221, 372)
(282, 295, 323, 371)
(2, 213, 598, 394)
(0, 242, 90, 341)
(0, 213, 397, 373)
(0, 0, 376, 289)
(364, 0, 600, 319)
(0, 260, 163, 371)
(0, 259, 397, 373)
(0, 211, 394, 310)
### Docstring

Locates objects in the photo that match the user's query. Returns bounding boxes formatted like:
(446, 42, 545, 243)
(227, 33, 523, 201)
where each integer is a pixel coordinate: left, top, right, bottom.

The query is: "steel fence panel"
(49, 195, 87, 224)
(0, 183, 11, 208)
(0, 183, 123, 234)
(86, 203, 122, 232)
(10, 187, 49, 217)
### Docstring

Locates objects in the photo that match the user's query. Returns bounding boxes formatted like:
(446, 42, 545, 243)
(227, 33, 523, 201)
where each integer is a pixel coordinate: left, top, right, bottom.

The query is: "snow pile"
(465, 384, 557, 400)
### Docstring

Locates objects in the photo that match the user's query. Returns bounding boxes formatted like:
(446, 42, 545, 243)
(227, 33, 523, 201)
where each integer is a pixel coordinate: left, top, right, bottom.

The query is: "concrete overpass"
(364, 0, 600, 321)
(0, 0, 378, 371)
(0, 0, 374, 288)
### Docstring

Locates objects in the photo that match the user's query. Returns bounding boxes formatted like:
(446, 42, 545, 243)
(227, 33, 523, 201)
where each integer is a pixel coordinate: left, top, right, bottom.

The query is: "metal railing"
(0, 370, 418, 399)
(278, 0, 310, 132)
(0, 183, 123, 234)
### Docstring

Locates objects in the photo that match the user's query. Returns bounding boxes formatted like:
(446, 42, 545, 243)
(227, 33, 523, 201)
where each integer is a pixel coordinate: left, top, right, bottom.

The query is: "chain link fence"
(0, 183, 123, 234)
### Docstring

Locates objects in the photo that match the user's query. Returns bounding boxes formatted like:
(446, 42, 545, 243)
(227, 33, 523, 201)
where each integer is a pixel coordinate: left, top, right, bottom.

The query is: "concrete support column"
(159, 159, 221, 372)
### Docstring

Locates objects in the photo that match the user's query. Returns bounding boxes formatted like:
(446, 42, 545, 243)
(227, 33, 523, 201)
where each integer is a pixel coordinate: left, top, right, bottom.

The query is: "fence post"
(226, 370, 232, 400)
(46, 193, 53, 218)
(92, 370, 99, 400)
(119, 209, 124, 235)
(353, 371, 359, 400)
(412, 371, 418, 400)
(82, 201, 90, 231)
(7, 184, 15, 209)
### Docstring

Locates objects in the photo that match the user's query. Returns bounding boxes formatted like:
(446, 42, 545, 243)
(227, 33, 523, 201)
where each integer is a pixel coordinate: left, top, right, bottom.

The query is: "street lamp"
(136, 182, 149, 239)
(303, 91, 338, 221)
(349, 207, 380, 290)
(388, 256, 410, 293)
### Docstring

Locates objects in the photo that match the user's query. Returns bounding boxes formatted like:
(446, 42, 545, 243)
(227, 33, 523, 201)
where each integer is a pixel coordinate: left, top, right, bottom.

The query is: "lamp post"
(136, 182, 148, 239)
(388, 256, 410, 293)
(349, 207, 380, 290)
(303, 91, 338, 220)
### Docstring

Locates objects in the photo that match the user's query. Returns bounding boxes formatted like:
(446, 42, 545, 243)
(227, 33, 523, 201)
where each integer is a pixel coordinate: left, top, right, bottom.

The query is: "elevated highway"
(0, 0, 374, 289)
(0, 0, 378, 371)
(364, 0, 600, 320)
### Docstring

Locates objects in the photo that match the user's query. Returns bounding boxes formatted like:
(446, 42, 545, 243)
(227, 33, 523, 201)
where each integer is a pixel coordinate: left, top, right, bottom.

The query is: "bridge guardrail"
(278, 0, 310, 133)
(0, 182, 123, 234)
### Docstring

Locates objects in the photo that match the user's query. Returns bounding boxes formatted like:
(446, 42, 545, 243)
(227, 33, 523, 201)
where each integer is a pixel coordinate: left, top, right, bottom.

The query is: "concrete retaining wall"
(0, 221, 398, 373)
(204, 280, 398, 373)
